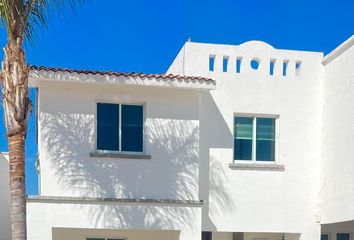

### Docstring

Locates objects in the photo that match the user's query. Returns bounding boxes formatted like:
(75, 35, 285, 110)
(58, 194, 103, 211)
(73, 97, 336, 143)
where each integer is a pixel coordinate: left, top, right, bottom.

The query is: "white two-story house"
(0, 35, 353, 240)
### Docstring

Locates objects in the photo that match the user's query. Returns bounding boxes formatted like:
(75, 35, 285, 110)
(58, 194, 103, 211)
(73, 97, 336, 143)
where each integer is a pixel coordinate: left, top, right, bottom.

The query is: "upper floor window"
(234, 116, 276, 162)
(97, 102, 143, 152)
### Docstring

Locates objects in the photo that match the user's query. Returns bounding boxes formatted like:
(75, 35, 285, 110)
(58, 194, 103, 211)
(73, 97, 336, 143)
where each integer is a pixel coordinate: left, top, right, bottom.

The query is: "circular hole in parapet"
(250, 58, 260, 70)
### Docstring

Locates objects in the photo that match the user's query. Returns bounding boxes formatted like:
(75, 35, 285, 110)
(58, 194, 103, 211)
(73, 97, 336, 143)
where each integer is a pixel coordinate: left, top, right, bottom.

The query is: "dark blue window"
(97, 103, 144, 152)
(283, 61, 288, 76)
(234, 117, 253, 160)
(337, 233, 351, 240)
(236, 58, 242, 73)
(97, 103, 119, 151)
(234, 116, 276, 162)
(121, 105, 143, 152)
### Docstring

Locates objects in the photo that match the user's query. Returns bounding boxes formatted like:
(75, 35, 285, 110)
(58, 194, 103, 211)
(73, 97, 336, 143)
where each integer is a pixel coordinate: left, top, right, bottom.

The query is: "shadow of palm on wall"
(41, 110, 200, 235)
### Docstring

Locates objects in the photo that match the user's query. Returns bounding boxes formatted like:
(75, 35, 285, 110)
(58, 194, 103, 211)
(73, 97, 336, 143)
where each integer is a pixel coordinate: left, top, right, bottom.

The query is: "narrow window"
(121, 105, 143, 152)
(97, 103, 143, 152)
(223, 57, 229, 72)
(209, 55, 215, 72)
(236, 57, 242, 73)
(270, 59, 276, 76)
(256, 118, 276, 161)
(234, 116, 276, 162)
(295, 61, 302, 76)
(234, 117, 253, 160)
(337, 233, 351, 240)
(97, 103, 119, 151)
(282, 60, 288, 76)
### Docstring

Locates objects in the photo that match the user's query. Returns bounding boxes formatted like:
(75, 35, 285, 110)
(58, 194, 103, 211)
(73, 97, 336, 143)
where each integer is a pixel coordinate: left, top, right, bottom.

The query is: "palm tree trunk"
(1, 39, 30, 240)
(8, 134, 27, 240)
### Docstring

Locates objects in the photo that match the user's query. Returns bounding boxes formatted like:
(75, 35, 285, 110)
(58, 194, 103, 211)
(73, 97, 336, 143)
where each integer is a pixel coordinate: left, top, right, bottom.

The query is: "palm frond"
(0, 0, 86, 43)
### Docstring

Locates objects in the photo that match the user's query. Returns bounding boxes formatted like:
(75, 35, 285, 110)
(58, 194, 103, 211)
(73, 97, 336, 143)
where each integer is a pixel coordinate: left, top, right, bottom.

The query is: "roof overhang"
(28, 66, 216, 91)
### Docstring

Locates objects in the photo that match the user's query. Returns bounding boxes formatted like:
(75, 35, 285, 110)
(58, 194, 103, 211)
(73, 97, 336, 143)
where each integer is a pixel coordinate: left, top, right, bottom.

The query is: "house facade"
(1, 35, 353, 240)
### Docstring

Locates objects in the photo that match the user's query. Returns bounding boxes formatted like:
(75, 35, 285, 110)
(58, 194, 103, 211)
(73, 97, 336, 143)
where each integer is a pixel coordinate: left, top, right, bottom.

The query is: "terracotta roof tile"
(29, 65, 215, 85)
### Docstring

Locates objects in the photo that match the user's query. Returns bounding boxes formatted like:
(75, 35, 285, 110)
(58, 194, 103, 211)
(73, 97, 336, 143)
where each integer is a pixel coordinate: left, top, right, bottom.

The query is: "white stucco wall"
(37, 82, 200, 201)
(27, 201, 201, 240)
(169, 41, 324, 239)
(28, 37, 354, 239)
(321, 37, 354, 224)
(31, 80, 203, 239)
(168, 44, 186, 76)
(0, 153, 11, 240)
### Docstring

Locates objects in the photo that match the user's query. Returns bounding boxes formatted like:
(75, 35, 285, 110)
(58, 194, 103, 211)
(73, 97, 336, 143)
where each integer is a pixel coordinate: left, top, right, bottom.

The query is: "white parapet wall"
(321, 35, 354, 224)
(0, 153, 11, 240)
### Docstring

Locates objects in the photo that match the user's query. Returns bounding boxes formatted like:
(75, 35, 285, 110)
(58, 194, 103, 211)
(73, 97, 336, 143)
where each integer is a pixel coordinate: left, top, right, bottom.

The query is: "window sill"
(229, 162, 285, 171)
(90, 151, 151, 160)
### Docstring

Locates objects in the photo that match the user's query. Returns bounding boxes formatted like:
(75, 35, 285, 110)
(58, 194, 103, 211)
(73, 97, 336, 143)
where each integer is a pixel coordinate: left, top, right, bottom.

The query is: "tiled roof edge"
(29, 65, 215, 85)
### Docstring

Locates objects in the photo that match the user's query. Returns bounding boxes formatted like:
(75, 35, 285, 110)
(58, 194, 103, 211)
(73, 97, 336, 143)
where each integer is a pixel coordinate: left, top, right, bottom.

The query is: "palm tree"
(0, 1, 83, 239)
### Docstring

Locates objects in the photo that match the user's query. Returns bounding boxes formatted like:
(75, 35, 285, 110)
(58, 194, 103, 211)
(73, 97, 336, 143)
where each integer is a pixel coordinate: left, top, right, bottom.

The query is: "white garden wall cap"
(26, 195, 205, 206)
(28, 65, 216, 90)
(323, 35, 354, 65)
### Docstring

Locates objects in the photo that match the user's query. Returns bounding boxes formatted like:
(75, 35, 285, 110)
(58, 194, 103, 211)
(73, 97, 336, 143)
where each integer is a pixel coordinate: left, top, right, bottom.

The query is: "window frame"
(95, 100, 146, 155)
(336, 232, 352, 240)
(233, 113, 279, 164)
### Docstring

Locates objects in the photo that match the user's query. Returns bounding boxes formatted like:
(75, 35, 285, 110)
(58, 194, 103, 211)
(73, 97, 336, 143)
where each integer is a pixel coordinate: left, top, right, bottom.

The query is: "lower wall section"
(27, 199, 202, 240)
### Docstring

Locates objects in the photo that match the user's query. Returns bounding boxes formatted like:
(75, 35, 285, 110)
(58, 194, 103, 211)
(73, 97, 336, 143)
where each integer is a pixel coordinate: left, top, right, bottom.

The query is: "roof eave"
(28, 69, 216, 91)
(322, 35, 354, 65)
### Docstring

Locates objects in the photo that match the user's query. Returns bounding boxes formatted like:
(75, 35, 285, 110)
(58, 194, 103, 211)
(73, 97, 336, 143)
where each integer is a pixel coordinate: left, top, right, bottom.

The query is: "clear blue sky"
(0, 0, 353, 195)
